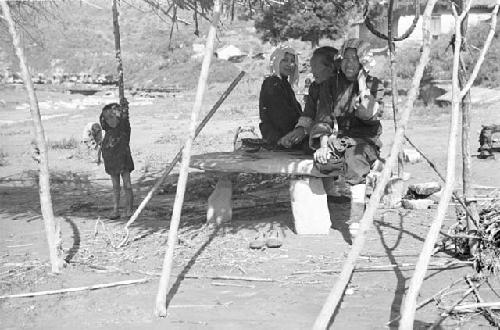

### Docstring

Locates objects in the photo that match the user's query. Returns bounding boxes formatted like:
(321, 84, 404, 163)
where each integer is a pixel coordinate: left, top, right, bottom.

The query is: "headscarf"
(269, 45, 299, 86)
(340, 38, 376, 73)
(99, 102, 121, 131)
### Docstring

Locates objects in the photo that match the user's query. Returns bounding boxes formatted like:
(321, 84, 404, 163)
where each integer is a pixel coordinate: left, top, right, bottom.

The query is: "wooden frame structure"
(2, 0, 499, 327)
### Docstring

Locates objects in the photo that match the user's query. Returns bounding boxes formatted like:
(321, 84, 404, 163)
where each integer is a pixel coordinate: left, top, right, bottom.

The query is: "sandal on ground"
(249, 233, 266, 249)
(265, 229, 283, 248)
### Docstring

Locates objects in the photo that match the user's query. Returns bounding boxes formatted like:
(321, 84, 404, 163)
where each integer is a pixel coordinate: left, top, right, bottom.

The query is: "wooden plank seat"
(190, 150, 348, 235)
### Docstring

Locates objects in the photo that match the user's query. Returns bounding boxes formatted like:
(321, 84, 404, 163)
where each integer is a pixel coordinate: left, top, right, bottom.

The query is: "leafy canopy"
(254, 0, 364, 47)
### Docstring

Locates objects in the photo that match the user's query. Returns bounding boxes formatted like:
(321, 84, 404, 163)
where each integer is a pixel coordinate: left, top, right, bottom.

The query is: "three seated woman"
(258, 38, 384, 237)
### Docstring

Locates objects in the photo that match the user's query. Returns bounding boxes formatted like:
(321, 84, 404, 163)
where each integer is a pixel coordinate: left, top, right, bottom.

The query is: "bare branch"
(364, 0, 421, 41)
(460, 2, 500, 98)
(459, 0, 472, 20)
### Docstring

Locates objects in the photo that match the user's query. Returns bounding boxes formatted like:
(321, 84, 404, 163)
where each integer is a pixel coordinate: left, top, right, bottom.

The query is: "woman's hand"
(287, 127, 307, 145)
(314, 146, 331, 164)
(278, 127, 306, 148)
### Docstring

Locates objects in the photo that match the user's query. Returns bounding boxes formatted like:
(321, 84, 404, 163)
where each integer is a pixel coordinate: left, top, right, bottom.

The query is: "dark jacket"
(303, 78, 335, 124)
(259, 75, 302, 145)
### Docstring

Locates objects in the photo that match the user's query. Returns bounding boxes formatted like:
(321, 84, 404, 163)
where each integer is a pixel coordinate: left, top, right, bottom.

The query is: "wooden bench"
(190, 150, 350, 235)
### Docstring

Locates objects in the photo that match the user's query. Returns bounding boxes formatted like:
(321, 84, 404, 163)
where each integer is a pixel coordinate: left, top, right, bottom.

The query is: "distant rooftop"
(394, 0, 498, 11)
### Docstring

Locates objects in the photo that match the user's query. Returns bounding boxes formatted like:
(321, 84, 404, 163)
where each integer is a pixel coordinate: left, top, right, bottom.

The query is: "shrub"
(48, 137, 79, 150)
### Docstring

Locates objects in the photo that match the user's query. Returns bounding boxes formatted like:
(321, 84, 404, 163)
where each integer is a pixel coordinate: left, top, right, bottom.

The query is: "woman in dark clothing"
(99, 102, 134, 219)
(311, 39, 383, 181)
(281, 46, 339, 149)
(309, 38, 384, 238)
(259, 46, 302, 147)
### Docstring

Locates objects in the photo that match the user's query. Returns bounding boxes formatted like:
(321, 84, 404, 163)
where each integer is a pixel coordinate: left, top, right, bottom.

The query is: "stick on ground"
(465, 276, 500, 327)
(0, 278, 150, 299)
(429, 279, 484, 330)
(386, 277, 463, 326)
(292, 261, 471, 275)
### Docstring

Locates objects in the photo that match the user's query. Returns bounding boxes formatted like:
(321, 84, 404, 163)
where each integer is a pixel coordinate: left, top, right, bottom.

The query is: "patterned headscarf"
(340, 38, 376, 73)
(269, 45, 299, 86)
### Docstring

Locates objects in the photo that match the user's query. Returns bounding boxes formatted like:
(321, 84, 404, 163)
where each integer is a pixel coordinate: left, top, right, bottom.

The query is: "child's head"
(269, 46, 299, 85)
(100, 103, 121, 130)
(278, 52, 297, 78)
(310, 46, 338, 83)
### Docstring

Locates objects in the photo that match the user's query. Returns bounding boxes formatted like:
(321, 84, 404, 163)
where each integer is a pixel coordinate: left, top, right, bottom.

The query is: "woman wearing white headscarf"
(259, 45, 302, 147)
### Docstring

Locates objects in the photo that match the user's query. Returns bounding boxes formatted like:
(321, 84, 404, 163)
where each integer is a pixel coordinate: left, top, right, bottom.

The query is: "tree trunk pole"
(399, 5, 466, 329)
(458, 0, 479, 236)
(388, 0, 404, 177)
(1, 0, 63, 273)
(112, 0, 125, 105)
(154, 0, 222, 317)
(312, 1, 438, 329)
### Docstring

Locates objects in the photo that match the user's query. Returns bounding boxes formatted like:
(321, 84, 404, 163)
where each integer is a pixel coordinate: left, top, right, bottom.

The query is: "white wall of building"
(398, 12, 492, 42)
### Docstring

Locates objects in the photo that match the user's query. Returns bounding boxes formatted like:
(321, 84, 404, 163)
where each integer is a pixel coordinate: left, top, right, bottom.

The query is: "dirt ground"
(1, 83, 500, 329)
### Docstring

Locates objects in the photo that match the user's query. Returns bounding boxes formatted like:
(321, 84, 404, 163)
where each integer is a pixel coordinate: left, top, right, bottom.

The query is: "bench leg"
(207, 175, 233, 225)
(290, 177, 331, 235)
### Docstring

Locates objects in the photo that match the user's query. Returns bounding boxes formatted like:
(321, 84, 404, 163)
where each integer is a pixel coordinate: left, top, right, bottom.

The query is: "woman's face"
(103, 109, 119, 128)
(310, 55, 334, 84)
(279, 52, 296, 77)
(341, 48, 361, 81)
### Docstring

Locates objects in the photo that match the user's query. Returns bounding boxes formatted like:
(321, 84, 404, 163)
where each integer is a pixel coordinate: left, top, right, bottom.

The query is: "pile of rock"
(402, 181, 442, 210)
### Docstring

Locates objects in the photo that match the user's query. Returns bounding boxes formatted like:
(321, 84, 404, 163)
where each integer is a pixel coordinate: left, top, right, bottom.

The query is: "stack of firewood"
(450, 199, 500, 275)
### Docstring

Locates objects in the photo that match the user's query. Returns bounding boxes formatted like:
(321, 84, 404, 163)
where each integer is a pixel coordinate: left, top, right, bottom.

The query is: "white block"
(290, 177, 331, 235)
(207, 176, 232, 225)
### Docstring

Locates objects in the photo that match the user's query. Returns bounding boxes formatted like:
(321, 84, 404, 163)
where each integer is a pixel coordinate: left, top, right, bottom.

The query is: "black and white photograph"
(1, 0, 500, 328)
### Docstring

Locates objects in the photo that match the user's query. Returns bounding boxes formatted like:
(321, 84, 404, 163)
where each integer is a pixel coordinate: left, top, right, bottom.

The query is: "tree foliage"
(254, 0, 364, 47)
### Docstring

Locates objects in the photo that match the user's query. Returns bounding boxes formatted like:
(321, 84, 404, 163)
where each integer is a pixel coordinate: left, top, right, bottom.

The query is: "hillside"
(0, 1, 263, 89)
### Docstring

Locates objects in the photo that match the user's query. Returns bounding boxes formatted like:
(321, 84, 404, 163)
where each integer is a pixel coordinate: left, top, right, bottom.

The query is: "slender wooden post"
(387, 0, 404, 177)
(400, 3, 499, 328)
(112, 0, 125, 105)
(1, 1, 63, 273)
(154, 0, 222, 317)
(312, 1, 438, 328)
(458, 0, 479, 236)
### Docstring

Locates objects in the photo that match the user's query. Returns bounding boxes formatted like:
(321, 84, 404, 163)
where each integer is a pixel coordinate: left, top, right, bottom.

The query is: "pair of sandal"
(249, 229, 283, 249)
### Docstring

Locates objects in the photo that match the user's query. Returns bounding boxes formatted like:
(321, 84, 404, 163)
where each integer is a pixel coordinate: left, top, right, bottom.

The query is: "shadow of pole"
(375, 211, 406, 329)
(374, 218, 425, 243)
(63, 216, 81, 263)
(164, 226, 220, 310)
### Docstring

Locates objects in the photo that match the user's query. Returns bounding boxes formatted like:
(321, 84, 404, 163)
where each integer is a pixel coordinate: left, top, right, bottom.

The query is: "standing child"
(98, 101, 134, 219)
